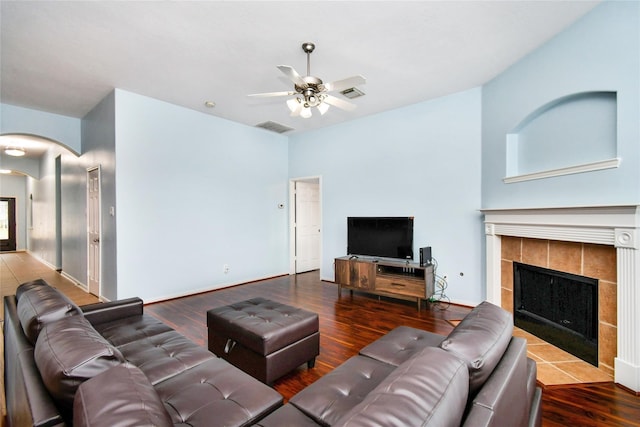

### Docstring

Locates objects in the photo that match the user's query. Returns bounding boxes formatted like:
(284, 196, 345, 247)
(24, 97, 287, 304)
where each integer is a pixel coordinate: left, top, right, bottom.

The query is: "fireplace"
(513, 262, 598, 366)
(482, 205, 640, 393)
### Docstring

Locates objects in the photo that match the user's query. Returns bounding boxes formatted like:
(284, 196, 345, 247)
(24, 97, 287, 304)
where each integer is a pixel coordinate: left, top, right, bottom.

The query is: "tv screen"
(347, 217, 414, 260)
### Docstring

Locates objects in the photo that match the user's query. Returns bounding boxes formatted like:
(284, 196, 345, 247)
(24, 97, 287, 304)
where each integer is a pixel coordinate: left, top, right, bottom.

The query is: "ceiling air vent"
(340, 87, 365, 99)
(255, 121, 294, 134)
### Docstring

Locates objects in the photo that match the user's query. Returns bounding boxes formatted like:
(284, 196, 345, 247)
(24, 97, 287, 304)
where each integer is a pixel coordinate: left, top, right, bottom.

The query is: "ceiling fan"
(249, 42, 366, 118)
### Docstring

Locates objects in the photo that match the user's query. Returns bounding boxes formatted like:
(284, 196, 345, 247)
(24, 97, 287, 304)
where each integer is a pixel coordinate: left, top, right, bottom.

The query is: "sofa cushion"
(334, 347, 469, 427)
(439, 301, 513, 396)
(15, 278, 49, 300)
(17, 282, 82, 344)
(289, 355, 396, 426)
(74, 363, 173, 427)
(34, 315, 124, 418)
(116, 330, 215, 385)
(153, 357, 283, 427)
(463, 337, 529, 427)
(93, 313, 174, 346)
(359, 325, 445, 366)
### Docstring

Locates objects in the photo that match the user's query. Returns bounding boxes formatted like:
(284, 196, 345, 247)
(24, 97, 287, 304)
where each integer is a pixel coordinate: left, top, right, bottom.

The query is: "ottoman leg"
(307, 357, 316, 369)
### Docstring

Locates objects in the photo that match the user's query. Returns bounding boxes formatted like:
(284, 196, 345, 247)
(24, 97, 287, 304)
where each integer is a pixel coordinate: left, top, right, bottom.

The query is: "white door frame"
(289, 176, 322, 275)
(87, 166, 102, 297)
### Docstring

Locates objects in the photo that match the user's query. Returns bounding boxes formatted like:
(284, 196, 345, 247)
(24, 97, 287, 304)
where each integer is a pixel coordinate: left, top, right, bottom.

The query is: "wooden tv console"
(334, 256, 435, 311)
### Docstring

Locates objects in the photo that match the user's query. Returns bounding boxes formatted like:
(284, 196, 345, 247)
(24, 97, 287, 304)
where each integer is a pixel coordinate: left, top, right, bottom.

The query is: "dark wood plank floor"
(145, 271, 640, 427)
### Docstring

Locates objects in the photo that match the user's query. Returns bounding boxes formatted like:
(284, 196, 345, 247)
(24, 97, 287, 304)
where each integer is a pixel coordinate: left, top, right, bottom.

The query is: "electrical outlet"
(223, 264, 230, 274)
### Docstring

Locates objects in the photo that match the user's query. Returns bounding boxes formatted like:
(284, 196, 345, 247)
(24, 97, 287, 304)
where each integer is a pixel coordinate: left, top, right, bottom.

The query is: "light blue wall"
(1, 104, 82, 153)
(113, 90, 289, 301)
(0, 103, 86, 279)
(289, 88, 483, 305)
(482, 1, 640, 208)
(80, 91, 118, 300)
(26, 144, 83, 273)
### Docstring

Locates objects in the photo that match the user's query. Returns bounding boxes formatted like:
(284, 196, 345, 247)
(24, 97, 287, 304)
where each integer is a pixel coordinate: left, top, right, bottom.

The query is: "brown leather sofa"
(3, 279, 283, 427)
(256, 300, 543, 427)
(4, 279, 542, 427)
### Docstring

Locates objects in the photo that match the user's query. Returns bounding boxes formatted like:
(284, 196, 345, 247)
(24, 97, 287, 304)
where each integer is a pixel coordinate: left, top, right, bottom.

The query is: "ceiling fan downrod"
(302, 42, 315, 76)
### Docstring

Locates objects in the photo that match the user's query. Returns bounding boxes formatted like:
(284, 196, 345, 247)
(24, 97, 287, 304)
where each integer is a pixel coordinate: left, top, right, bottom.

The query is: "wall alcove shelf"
(334, 256, 435, 311)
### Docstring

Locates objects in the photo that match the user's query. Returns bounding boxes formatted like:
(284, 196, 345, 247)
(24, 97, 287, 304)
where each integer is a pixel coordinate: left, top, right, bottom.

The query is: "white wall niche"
(505, 91, 618, 183)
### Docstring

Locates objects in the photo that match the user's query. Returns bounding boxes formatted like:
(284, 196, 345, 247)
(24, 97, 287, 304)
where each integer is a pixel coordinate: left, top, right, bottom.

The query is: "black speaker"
(419, 247, 432, 266)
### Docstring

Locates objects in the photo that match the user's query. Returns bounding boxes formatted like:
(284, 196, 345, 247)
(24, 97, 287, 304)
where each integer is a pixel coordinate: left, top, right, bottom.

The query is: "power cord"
(427, 257, 451, 310)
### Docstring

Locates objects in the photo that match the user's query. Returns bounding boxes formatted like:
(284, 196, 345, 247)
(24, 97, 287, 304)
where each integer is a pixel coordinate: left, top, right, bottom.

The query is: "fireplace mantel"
(482, 205, 640, 393)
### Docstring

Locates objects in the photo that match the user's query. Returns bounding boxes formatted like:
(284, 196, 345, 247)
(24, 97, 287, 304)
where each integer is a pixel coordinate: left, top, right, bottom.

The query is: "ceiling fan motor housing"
(296, 76, 324, 107)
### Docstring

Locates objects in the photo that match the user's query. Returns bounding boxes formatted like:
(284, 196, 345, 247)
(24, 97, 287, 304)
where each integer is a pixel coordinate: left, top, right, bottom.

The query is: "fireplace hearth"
(482, 205, 640, 393)
(514, 262, 598, 366)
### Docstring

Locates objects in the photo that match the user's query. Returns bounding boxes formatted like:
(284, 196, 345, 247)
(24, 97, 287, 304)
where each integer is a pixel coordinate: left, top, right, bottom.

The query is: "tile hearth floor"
(513, 327, 613, 386)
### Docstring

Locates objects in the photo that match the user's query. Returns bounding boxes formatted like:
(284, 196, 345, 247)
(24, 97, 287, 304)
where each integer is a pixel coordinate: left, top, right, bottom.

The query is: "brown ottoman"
(206, 297, 319, 384)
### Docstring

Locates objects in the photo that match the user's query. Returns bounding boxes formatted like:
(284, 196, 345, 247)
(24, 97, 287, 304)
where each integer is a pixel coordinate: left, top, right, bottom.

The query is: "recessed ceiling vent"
(255, 121, 294, 134)
(340, 87, 365, 99)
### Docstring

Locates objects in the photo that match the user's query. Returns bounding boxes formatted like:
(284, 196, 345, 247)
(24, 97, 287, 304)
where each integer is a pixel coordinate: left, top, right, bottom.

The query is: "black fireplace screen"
(513, 262, 598, 366)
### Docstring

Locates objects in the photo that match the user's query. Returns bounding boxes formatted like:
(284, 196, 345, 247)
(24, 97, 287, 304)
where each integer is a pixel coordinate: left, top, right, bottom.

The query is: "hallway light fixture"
(4, 147, 26, 157)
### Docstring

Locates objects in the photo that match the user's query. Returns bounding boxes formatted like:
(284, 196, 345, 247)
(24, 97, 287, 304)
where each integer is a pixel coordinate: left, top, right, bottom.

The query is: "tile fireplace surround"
(482, 205, 640, 393)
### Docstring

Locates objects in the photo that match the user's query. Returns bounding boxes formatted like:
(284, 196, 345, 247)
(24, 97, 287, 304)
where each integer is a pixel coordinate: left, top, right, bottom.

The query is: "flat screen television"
(347, 217, 414, 260)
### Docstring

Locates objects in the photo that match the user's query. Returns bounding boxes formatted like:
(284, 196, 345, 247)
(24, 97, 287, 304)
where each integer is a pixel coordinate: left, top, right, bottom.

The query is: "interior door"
(295, 181, 320, 273)
(87, 167, 101, 296)
(0, 197, 17, 251)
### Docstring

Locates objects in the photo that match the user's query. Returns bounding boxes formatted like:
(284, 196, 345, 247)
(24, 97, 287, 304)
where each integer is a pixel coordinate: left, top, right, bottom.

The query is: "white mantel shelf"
(482, 205, 640, 393)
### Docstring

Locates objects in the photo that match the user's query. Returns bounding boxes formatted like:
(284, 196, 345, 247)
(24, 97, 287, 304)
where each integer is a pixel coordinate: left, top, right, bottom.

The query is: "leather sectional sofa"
(256, 300, 542, 427)
(4, 280, 282, 427)
(4, 279, 542, 427)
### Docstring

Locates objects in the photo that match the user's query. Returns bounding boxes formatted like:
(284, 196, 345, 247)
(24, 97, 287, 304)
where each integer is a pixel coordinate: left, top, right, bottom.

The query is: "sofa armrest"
(462, 337, 529, 427)
(81, 298, 143, 326)
(4, 296, 65, 427)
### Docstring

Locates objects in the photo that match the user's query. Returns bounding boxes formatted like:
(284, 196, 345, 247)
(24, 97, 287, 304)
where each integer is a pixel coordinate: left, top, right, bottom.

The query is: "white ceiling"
(1, 1, 600, 136)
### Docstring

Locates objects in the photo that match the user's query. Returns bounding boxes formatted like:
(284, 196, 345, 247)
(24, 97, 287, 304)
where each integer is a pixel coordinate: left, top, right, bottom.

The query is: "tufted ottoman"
(206, 297, 320, 384)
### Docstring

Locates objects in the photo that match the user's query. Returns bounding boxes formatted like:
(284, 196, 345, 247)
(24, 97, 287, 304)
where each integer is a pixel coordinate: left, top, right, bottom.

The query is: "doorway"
(289, 177, 321, 274)
(87, 167, 101, 297)
(0, 197, 17, 251)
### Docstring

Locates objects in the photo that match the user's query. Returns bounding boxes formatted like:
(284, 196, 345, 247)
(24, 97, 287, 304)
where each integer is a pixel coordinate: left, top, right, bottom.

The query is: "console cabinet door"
(351, 261, 375, 290)
(335, 258, 351, 286)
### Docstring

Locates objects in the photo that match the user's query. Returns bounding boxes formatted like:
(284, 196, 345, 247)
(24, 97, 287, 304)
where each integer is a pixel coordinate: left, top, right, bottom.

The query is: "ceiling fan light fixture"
(300, 107, 312, 119)
(5, 147, 26, 157)
(287, 98, 300, 113)
(317, 102, 330, 115)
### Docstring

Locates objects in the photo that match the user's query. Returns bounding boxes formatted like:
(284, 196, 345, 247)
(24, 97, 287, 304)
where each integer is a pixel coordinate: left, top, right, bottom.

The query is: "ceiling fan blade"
(323, 94, 357, 111)
(323, 75, 366, 93)
(277, 65, 308, 88)
(248, 91, 296, 98)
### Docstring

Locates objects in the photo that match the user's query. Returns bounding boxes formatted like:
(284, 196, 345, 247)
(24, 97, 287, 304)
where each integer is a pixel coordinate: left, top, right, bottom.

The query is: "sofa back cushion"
(34, 315, 124, 419)
(17, 282, 81, 344)
(334, 347, 469, 427)
(439, 301, 513, 397)
(15, 278, 49, 300)
(74, 363, 173, 427)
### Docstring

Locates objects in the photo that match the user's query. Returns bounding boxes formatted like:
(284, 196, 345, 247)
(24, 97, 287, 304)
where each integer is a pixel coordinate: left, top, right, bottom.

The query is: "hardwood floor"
(145, 271, 640, 426)
(145, 270, 470, 399)
(2, 251, 639, 426)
